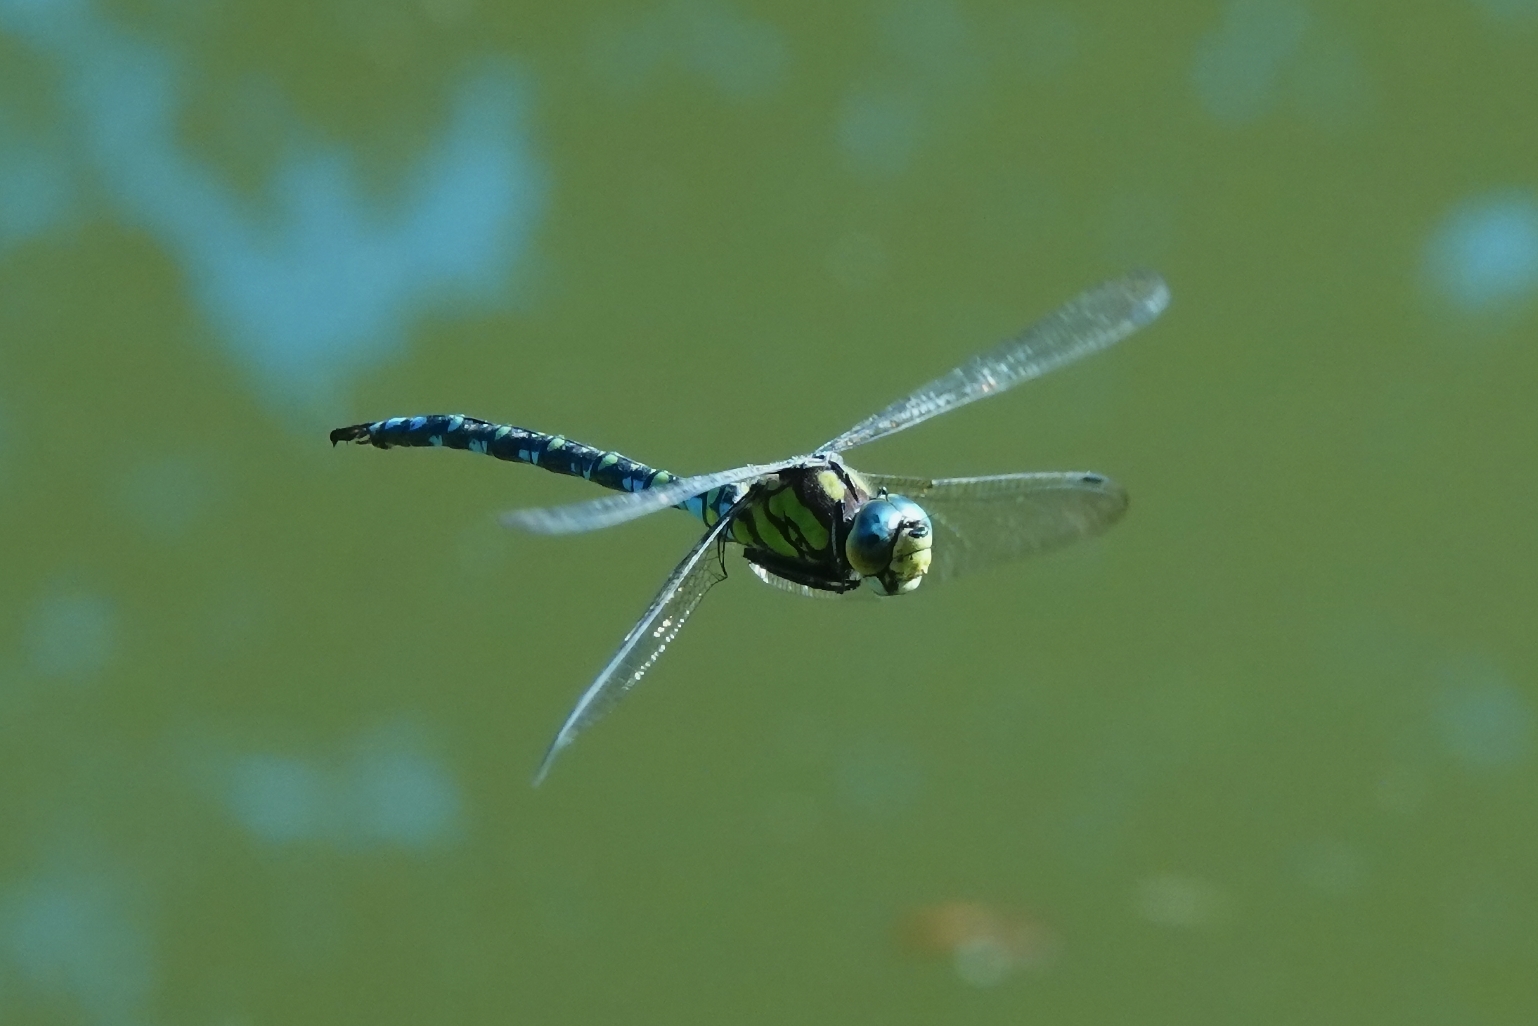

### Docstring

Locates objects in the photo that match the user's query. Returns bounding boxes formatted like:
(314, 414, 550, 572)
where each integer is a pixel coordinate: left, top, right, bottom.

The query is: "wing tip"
(1121, 268, 1171, 324)
(531, 737, 566, 787)
(500, 509, 540, 532)
(500, 508, 580, 535)
(1081, 471, 1130, 511)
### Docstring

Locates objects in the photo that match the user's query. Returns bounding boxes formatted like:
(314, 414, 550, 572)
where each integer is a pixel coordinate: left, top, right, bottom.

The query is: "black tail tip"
(329, 424, 371, 446)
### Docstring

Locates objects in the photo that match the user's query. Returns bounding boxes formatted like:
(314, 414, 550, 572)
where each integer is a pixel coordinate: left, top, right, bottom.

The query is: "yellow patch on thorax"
(815, 469, 848, 504)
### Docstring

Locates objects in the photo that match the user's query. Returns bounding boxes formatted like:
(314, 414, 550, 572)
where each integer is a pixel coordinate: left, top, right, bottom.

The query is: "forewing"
(865, 472, 1129, 584)
(502, 459, 801, 535)
(531, 497, 748, 784)
(820, 271, 1169, 454)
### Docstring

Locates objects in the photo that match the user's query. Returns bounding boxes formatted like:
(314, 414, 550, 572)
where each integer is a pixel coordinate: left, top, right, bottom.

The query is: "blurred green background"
(2, 0, 1536, 1022)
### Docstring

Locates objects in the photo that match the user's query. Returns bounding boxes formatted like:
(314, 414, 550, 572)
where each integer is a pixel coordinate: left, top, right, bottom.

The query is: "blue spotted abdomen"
(330, 415, 738, 522)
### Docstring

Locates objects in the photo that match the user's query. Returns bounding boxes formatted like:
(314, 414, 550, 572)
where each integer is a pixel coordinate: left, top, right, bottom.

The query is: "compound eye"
(884, 495, 930, 532)
(876, 496, 933, 595)
(845, 499, 903, 577)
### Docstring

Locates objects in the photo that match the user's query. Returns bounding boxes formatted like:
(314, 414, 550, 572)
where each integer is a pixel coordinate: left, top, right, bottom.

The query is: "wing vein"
(862, 471, 1129, 583)
(532, 492, 752, 784)
(820, 271, 1168, 453)
(502, 459, 799, 535)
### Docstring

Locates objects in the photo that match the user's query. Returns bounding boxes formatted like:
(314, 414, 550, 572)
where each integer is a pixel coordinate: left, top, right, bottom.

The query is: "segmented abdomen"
(330, 414, 738, 521)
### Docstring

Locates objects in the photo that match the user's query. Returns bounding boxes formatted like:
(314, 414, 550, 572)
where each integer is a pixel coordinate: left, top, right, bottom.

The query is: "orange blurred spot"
(901, 901, 1057, 986)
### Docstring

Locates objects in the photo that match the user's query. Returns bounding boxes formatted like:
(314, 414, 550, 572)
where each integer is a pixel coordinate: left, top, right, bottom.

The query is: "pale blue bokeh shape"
(1192, 0, 1311, 125)
(0, 0, 546, 407)
(837, 86, 923, 177)
(225, 729, 464, 850)
(835, 0, 982, 177)
(0, 128, 74, 248)
(1, 875, 155, 1026)
(228, 754, 324, 845)
(1474, 0, 1538, 24)
(26, 589, 117, 680)
(345, 748, 462, 848)
(677, 1, 789, 99)
(1425, 192, 1538, 313)
(877, 0, 979, 84)
(1434, 657, 1534, 771)
(1192, 0, 1369, 128)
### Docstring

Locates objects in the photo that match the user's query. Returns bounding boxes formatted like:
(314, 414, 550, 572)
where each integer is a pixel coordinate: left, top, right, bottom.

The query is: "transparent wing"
(746, 562, 875, 600)
(532, 496, 748, 785)
(820, 271, 1169, 454)
(864, 471, 1129, 584)
(502, 458, 803, 535)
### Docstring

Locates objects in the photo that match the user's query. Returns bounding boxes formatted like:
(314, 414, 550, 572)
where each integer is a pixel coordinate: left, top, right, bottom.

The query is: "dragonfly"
(331, 270, 1169, 783)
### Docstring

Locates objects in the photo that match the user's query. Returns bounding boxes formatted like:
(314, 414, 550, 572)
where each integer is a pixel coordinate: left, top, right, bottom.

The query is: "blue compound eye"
(846, 499, 904, 576)
(845, 494, 934, 594)
(884, 494, 930, 532)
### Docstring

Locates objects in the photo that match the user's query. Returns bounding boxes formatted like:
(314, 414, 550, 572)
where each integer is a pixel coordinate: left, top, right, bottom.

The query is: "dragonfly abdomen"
(330, 415, 741, 521)
(330, 414, 676, 491)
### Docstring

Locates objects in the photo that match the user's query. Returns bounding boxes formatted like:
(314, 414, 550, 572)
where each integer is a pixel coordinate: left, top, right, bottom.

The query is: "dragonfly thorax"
(730, 461, 934, 597)
(730, 461, 869, 595)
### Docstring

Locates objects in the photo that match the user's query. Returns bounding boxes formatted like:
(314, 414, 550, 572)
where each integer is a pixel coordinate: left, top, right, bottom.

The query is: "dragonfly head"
(846, 493, 933, 595)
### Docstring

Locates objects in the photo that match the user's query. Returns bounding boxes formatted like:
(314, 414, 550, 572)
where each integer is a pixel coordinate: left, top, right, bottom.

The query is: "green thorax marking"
(732, 463, 876, 593)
